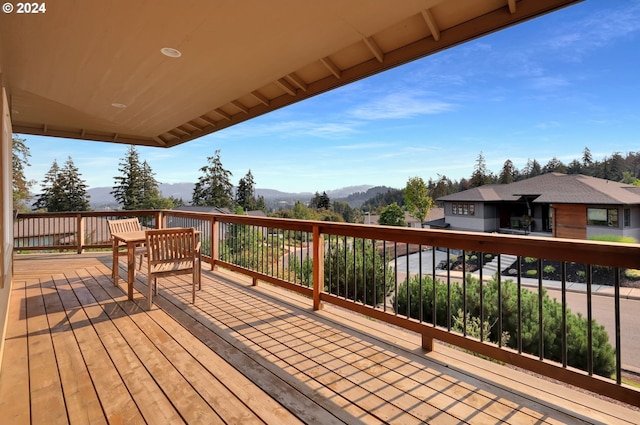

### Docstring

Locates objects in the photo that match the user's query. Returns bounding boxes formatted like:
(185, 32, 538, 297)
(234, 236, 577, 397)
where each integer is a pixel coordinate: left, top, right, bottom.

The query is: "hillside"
(86, 183, 380, 210)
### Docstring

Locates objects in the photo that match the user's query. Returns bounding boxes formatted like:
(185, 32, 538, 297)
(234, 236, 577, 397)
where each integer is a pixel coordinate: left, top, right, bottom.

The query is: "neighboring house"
(437, 173, 640, 240)
(366, 208, 444, 229)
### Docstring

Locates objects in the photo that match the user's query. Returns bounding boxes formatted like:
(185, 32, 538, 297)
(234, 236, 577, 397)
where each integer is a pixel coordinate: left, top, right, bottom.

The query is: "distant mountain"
(87, 183, 378, 210)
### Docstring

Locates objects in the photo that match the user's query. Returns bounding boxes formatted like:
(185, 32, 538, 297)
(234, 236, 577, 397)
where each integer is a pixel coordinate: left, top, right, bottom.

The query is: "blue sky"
(21, 0, 640, 194)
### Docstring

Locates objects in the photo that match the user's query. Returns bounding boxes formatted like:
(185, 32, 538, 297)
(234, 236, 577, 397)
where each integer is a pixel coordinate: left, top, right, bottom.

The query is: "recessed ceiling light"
(161, 47, 182, 58)
(111, 103, 127, 109)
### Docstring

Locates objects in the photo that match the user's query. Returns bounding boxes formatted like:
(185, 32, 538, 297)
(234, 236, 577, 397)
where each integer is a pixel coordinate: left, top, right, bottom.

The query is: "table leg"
(127, 241, 136, 300)
(112, 239, 119, 286)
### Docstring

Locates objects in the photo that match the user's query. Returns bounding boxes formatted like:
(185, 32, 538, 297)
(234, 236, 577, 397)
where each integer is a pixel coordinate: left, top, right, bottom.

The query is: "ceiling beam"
(508, 0, 517, 14)
(320, 57, 342, 79)
(152, 136, 168, 147)
(275, 78, 297, 96)
(213, 108, 232, 121)
(363, 37, 384, 63)
(199, 115, 217, 126)
(421, 8, 440, 41)
(251, 90, 270, 106)
(231, 100, 249, 114)
(286, 73, 308, 92)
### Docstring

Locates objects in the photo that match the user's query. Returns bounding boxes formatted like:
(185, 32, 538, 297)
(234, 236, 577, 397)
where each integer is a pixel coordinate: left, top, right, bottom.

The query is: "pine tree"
(33, 157, 90, 212)
(498, 159, 516, 184)
(469, 152, 493, 188)
(236, 170, 257, 211)
(33, 160, 64, 212)
(59, 157, 90, 211)
(192, 150, 234, 208)
(112, 145, 145, 210)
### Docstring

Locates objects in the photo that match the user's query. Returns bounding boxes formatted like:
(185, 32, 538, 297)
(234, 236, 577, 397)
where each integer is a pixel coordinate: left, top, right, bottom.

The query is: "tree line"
(12, 135, 640, 221)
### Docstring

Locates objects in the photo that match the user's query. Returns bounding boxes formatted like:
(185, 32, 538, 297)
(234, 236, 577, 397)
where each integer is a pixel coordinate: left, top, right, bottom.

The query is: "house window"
(452, 202, 475, 216)
(624, 208, 630, 227)
(587, 208, 618, 227)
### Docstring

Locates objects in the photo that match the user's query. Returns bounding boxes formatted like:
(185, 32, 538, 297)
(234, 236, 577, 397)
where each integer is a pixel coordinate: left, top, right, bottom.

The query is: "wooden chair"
(108, 218, 146, 270)
(145, 227, 201, 309)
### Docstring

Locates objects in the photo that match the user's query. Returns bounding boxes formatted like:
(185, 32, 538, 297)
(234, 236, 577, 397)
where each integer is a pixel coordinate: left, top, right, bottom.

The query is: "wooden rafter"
(213, 108, 232, 121)
(320, 57, 341, 79)
(188, 120, 204, 131)
(508, 0, 517, 14)
(231, 100, 249, 114)
(152, 136, 168, 147)
(199, 115, 217, 126)
(250, 90, 270, 106)
(286, 73, 307, 92)
(275, 78, 297, 96)
(421, 8, 440, 41)
(363, 37, 384, 63)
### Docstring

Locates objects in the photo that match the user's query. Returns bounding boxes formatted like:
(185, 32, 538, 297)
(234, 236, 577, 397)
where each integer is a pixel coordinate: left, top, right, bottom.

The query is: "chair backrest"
(145, 228, 198, 266)
(108, 218, 143, 236)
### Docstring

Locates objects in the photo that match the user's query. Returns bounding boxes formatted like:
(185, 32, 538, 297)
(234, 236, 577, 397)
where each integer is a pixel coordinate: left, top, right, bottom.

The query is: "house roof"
(0, 0, 581, 148)
(438, 173, 640, 205)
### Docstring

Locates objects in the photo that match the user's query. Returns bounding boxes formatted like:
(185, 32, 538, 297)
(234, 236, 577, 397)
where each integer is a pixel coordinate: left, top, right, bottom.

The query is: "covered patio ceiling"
(0, 0, 581, 148)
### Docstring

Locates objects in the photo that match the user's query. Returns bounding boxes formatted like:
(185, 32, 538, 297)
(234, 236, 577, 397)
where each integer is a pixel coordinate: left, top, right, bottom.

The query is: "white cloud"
(348, 92, 455, 120)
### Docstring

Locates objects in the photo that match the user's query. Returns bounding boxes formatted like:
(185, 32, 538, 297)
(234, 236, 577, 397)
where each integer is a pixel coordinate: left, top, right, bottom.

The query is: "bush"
(525, 257, 537, 264)
(625, 269, 640, 280)
(543, 265, 556, 274)
(589, 235, 638, 244)
(324, 238, 393, 307)
(393, 274, 615, 377)
(526, 269, 538, 277)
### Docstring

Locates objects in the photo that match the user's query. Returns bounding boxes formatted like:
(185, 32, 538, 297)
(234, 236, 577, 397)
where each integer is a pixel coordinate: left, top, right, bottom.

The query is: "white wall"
(0, 86, 13, 369)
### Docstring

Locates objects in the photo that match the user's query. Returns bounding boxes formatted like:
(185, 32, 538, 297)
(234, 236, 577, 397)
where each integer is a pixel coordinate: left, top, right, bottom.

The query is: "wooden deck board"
(2, 253, 639, 425)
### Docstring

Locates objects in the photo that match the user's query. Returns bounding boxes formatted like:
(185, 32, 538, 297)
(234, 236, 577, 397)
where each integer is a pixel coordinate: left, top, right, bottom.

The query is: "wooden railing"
(13, 210, 640, 407)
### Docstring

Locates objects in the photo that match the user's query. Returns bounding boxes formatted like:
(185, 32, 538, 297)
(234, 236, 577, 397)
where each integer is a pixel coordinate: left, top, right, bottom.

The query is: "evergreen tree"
(192, 150, 234, 208)
(310, 191, 331, 210)
(33, 160, 64, 212)
(12, 136, 35, 212)
(33, 157, 90, 212)
(522, 158, 542, 179)
(542, 157, 567, 174)
(582, 147, 593, 167)
(59, 157, 90, 211)
(469, 152, 493, 188)
(566, 159, 582, 174)
(498, 159, 517, 184)
(236, 170, 257, 211)
(112, 145, 145, 210)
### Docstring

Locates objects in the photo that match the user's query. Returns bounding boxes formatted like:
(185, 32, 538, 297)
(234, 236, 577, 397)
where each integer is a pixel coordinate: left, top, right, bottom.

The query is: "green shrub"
(485, 253, 493, 259)
(324, 238, 393, 306)
(589, 235, 638, 244)
(393, 274, 615, 377)
(625, 269, 640, 280)
(543, 265, 556, 274)
(525, 257, 537, 263)
(526, 269, 538, 277)
(470, 255, 478, 261)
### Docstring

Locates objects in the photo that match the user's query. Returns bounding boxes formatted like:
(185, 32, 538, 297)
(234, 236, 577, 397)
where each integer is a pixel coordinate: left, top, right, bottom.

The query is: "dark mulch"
(502, 258, 640, 288)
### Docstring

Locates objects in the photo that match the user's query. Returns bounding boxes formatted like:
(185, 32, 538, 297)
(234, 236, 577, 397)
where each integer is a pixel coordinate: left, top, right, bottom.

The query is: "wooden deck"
(1, 253, 638, 425)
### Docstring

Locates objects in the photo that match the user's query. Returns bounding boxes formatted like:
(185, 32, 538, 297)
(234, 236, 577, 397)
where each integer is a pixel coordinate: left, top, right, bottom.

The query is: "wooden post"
(422, 332, 434, 352)
(76, 214, 84, 254)
(312, 225, 324, 311)
(211, 215, 218, 271)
